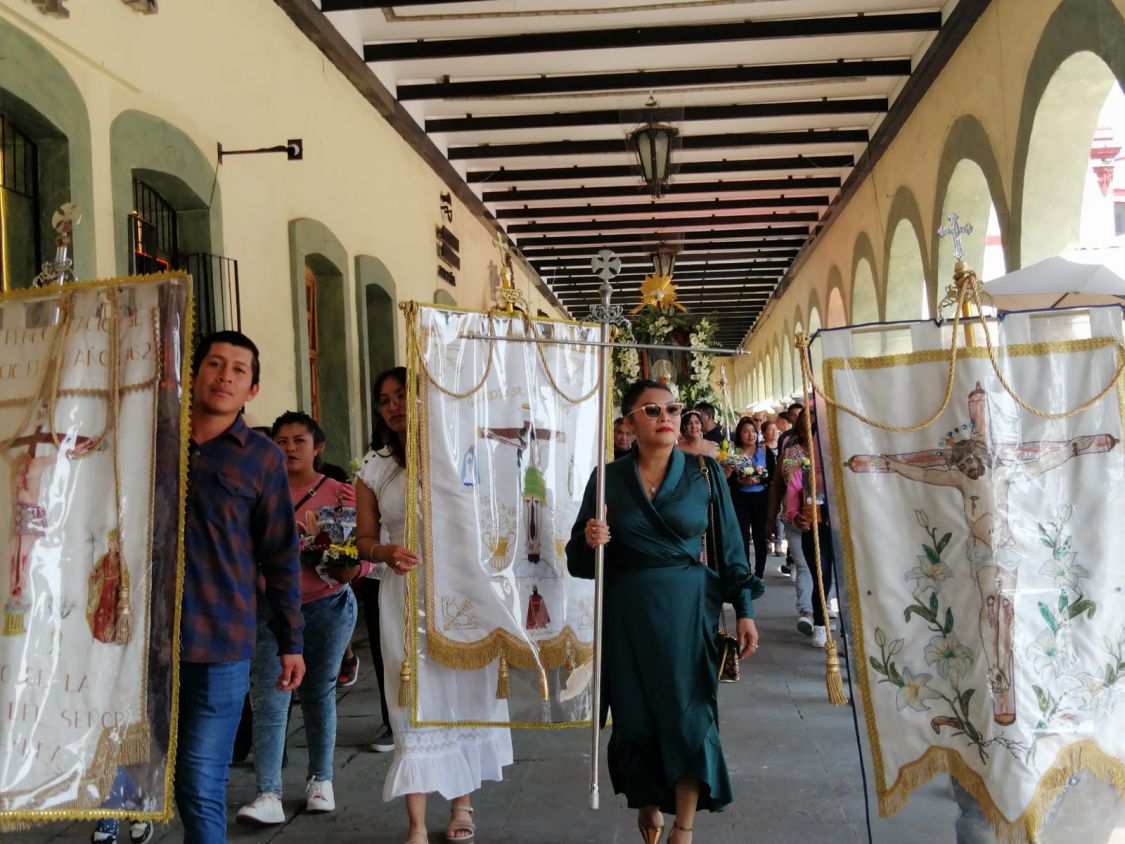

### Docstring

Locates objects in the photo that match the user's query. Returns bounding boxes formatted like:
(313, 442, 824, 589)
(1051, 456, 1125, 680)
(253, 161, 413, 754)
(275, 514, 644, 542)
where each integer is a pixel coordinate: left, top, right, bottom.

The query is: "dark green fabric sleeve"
(566, 469, 598, 579)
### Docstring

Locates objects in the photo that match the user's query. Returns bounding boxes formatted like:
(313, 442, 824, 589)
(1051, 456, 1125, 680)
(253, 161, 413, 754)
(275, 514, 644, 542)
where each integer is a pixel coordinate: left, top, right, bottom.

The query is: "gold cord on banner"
(794, 356, 848, 707)
(793, 262, 1125, 707)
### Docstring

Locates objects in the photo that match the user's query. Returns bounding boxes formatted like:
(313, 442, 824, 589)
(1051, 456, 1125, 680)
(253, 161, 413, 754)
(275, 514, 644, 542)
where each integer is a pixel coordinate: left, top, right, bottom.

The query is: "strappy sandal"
(444, 805, 475, 843)
(668, 823, 693, 844)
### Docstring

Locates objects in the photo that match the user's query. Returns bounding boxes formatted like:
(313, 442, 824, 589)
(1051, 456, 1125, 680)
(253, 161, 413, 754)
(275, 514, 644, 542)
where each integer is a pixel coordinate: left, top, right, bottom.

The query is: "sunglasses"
(628, 402, 685, 419)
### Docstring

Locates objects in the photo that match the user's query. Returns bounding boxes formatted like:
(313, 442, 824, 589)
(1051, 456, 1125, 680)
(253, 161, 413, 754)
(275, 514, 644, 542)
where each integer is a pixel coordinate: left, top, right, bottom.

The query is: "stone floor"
(15, 558, 1125, 843)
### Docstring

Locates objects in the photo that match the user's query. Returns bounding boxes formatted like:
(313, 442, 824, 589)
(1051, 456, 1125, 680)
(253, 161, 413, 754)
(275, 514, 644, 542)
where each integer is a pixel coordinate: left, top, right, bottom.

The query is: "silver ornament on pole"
(33, 203, 81, 288)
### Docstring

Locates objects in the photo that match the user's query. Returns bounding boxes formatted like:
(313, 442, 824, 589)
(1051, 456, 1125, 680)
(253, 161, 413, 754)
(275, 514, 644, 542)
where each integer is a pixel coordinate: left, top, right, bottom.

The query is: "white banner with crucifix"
(404, 303, 600, 726)
(0, 275, 190, 827)
(817, 306, 1125, 842)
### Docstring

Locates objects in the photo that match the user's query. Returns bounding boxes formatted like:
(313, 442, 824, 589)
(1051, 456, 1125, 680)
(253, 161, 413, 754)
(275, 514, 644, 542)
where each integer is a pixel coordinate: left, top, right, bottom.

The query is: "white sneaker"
(237, 792, 285, 825)
(305, 778, 335, 813)
(796, 614, 814, 636)
(811, 625, 828, 648)
(829, 597, 839, 619)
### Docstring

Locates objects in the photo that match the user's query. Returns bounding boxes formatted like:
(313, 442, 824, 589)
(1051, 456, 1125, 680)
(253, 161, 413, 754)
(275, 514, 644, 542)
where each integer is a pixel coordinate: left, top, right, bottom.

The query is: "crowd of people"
(93, 330, 837, 844)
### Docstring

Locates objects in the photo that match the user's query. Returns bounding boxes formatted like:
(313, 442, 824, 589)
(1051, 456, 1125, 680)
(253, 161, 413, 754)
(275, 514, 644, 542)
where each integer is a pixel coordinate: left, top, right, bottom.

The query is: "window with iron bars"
(0, 113, 42, 291)
(128, 178, 240, 339)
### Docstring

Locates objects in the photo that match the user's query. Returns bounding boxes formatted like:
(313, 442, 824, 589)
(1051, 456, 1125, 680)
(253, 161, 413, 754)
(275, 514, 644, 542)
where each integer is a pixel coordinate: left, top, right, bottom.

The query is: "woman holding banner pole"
(568, 379, 762, 844)
(356, 366, 512, 844)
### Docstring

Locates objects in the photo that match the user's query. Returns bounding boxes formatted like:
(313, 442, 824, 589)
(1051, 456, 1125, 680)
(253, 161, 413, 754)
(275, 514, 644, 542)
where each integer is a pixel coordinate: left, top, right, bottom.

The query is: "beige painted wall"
(0, 0, 563, 455)
(738, 0, 1125, 407)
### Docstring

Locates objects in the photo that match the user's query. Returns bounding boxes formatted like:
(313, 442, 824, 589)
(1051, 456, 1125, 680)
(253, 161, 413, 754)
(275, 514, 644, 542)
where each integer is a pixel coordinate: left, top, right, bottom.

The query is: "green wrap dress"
(566, 447, 760, 814)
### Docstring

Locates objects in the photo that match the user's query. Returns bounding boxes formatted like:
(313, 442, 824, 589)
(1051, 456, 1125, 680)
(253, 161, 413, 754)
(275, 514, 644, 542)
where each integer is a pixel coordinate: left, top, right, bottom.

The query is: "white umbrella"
(983, 245, 1125, 311)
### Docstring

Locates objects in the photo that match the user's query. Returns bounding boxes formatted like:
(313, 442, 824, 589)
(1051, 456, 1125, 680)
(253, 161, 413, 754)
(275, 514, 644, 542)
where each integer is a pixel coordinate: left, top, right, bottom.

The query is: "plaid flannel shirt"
(181, 414, 303, 663)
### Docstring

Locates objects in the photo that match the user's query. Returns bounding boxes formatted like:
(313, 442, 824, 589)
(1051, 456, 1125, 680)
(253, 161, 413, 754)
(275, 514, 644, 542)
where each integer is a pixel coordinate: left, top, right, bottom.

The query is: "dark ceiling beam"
(368, 13, 940, 61)
(449, 129, 867, 160)
(521, 241, 802, 259)
(484, 175, 841, 204)
(428, 98, 887, 134)
(499, 195, 828, 220)
(537, 256, 792, 272)
(398, 59, 913, 100)
(514, 226, 813, 248)
(554, 276, 780, 289)
(271, 0, 567, 313)
(322, 0, 480, 8)
(467, 154, 854, 183)
(506, 211, 818, 234)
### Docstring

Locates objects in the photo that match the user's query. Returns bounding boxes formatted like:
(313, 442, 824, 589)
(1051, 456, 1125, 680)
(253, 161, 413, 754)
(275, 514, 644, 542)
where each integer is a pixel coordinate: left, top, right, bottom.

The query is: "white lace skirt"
(378, 568, 513, 801)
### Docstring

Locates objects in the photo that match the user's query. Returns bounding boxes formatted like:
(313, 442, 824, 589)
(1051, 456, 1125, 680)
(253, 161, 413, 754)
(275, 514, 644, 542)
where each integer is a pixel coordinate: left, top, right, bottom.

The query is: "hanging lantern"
(630, 99, 678, 198)
(651, 242, 678, 278)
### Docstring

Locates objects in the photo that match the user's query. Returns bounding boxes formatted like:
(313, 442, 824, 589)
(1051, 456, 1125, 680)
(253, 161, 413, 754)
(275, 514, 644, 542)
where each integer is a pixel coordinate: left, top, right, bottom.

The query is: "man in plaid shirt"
(175, 331, 305, 843)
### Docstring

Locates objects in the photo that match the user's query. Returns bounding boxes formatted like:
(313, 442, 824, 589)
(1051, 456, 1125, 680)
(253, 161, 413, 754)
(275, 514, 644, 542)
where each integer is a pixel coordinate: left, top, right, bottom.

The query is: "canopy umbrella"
(983, 245, 1125, 311)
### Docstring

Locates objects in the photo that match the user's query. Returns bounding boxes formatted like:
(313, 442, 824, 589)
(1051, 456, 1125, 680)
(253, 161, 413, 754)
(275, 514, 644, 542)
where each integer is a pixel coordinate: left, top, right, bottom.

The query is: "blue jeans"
(250, 588, 356, 794)
(175, 659, 251, 844)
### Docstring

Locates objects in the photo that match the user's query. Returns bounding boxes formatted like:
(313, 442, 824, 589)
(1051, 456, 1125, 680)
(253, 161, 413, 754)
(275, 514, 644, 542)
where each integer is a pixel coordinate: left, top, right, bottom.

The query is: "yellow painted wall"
(0, 0, 563, 455)
(738, 0, 1125, 407)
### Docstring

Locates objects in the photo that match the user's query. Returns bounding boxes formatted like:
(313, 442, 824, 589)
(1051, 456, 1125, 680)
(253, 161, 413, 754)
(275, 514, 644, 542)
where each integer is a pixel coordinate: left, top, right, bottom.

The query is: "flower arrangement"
(300, 490, 358, 583)
(612, 305, 719, 407)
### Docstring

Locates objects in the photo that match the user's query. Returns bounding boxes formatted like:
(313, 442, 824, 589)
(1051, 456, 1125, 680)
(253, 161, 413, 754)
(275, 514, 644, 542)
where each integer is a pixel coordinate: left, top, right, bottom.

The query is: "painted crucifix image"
(479, 404, 565, 565)
(5, 413, 98, 637)
(846, 383, 1118, 725)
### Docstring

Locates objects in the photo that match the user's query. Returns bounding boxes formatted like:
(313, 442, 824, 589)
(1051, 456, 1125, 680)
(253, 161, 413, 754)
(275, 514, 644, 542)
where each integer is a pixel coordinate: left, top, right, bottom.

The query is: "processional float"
(0, 207, 192, 829)
(797, 214, 1125, 843)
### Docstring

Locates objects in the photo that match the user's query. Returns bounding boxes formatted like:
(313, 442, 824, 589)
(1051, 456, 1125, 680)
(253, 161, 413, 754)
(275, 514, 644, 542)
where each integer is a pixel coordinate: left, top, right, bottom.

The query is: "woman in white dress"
(355, 366, 512, 844)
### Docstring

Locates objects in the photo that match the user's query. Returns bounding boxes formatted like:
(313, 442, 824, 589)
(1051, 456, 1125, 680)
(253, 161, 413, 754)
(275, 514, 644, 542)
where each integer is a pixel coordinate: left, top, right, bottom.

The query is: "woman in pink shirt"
(236, 412, 373, 826)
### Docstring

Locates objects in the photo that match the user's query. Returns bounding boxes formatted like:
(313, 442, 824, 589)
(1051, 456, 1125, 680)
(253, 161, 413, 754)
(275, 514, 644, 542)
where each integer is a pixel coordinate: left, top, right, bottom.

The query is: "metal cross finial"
(591, 250, 622, 284)
(588, 250, 630, 329)
(938, 213, 974, 262)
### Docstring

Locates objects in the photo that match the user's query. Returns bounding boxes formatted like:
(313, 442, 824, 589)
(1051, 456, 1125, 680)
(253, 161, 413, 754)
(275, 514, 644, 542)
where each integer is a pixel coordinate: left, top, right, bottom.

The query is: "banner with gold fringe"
(405, 302, 600, 727)
(0, 274, 190, 827)
(814, 306, 1125, 843)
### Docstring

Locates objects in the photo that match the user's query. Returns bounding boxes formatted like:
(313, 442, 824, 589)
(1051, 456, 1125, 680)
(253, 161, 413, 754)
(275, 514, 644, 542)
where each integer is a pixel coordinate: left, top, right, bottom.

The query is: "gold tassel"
(113, 582, 132, 645)
(825, 641, 848, 706)
(398, 660, 412, 708)
(537, 667, 549, 702)
(3, 611, 25, 637)
(496, 654, 510, 699)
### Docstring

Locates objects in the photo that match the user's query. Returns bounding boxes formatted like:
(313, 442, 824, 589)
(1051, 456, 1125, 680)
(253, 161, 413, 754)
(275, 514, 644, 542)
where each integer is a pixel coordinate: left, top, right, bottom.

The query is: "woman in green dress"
(567, 380, 762, 844)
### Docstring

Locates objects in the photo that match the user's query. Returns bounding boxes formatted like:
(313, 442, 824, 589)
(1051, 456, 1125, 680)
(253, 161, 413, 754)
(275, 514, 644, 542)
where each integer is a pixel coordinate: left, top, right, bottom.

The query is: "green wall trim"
(1009, 0, 1125, 270)
(882, 186, 931, 315)
(110, 110, 222, 276)
(288, 217, 354, 463)
(354, 254, 399, 450)
(0, 17, 95, 281)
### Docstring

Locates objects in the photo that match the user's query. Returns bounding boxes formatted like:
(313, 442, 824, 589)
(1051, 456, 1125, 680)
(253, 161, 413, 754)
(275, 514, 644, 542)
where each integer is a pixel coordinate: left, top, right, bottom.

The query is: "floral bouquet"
(799, 456, 824, 524)
(724, 452, 766, 487)
(300, 494, 359, 584)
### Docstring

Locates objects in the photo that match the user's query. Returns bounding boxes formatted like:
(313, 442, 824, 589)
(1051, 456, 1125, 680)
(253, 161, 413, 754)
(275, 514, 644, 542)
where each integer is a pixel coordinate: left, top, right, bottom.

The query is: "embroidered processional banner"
(816, 308, 1125, 843)
(0, 275, 190, 827)
(405, 303, 600, 726)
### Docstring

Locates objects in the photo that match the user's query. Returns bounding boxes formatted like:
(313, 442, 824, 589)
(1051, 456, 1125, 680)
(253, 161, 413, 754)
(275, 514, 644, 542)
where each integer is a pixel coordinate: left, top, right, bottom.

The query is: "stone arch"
(883, 187, 930, 320)
(825, 266, 847, 328)
(850, 232, 881, 324)
(770, 343, 782, 400)
(289, 218, 354, 464)
(110, 110, 222, 276)
(1010, 0, 1125, 268)
(808, 305, 822, 336)
(0, 16, 95, 279)
(779, 320, 794, 396)
(931, 115, 1009, 315)
(355, 255, 399, 448)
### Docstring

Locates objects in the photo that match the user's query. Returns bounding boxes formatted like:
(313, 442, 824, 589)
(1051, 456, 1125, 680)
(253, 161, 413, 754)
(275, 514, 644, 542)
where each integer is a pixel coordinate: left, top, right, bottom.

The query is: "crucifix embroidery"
(846, 383, 1118, 725)
(478, 406, 565, 564)
(5, 418, 97, 637)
